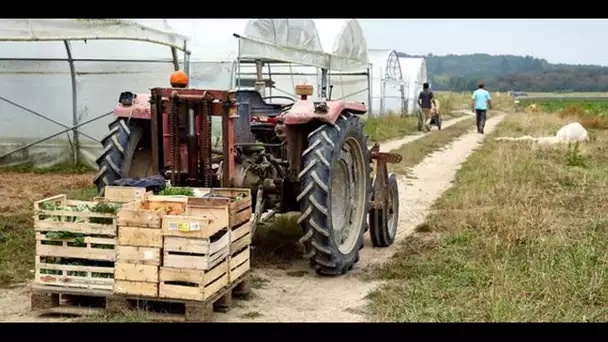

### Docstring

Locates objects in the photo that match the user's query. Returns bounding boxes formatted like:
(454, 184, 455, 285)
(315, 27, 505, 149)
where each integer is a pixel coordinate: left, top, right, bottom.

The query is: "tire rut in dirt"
(297, 112, 372, 276)
(92, 118, 147, 195)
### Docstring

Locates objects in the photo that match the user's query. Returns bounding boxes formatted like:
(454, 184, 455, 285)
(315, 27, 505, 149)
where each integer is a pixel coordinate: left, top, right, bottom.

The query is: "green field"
(517, 95, 608, 117)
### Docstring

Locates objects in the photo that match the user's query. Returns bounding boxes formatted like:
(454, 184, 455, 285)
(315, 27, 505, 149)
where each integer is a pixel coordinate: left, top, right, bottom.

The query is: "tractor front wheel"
(298, 112, 371, 276)
(93, 118, 153, 195)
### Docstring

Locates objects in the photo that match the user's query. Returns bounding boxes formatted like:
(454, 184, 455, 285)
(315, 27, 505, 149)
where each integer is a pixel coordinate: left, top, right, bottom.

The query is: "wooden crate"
(228, 248, 250, 283)
(117, 196, 188, 228)
(186, 188, 252, 229)
(115, 263, 158, 283)
(33, 194, 118, 291)
(118, 226, 162, 248)
(103, 186, 152, 203)
(163, 229, 230, 270)
(230, 221, 252, 255)
(158, 259, 229, 301)
(34, 194, 117, 235)
(116, 245, 161, 266)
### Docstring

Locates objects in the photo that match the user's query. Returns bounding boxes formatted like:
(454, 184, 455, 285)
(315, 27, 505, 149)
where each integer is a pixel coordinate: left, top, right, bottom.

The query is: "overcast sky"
(358, 19, 608, 66)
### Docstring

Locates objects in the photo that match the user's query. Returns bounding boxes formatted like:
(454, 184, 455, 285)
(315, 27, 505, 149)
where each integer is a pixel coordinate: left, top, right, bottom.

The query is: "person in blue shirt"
(471, 83, 492, 134)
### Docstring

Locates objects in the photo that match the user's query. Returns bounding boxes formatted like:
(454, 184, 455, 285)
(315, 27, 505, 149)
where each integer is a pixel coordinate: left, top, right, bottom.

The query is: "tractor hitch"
(369, 143, 402, 210)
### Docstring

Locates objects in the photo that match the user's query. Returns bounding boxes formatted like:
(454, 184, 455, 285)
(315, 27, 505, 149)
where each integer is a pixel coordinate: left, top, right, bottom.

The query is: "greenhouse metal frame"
(0, 19, 190, 165)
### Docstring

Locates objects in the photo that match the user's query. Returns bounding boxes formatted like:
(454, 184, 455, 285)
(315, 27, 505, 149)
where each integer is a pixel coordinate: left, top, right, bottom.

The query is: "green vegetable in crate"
(88, 202, 121, 224)
(39, 203, 88, 222)
(158, 187, 194, 196)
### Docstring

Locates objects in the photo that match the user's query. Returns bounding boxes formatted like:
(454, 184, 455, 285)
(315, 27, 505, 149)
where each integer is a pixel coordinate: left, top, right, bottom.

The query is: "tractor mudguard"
(113, 93, 152, 120)
(281, 99, 367, 125)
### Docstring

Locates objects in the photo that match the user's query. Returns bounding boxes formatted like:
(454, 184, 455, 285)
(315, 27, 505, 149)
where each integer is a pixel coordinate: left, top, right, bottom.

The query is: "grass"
(0, 162, 95, 174)
(251, 213, 303, 267)
(80, 309, 151, 322)
(363, 114, 419, 142)
(367, 112, 608, 322)
(387, 116, 480, 175)
(363, 91, 478, 142)
(0, 165, 96, 287)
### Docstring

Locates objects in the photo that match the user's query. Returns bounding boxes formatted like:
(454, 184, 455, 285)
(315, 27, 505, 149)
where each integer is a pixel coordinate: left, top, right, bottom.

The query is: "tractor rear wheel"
(93, 118, 153, 195)
(298, 112, 371, 276)
(369, 173, 399, 247)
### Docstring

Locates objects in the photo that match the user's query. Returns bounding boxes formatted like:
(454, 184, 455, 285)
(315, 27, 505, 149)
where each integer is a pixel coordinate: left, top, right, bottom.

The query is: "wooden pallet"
(30, 272, 250, 321)
(107, 272, 252, 322)
(30, 285, 113, 317)
(33, 194, 118, 291)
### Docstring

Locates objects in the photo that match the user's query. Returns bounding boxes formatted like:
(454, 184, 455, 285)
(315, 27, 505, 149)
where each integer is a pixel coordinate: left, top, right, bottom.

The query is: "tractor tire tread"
(298, 112, 372, 276)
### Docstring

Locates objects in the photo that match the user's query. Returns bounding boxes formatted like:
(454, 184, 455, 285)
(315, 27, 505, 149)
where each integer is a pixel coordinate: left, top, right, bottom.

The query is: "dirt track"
(0, 113, 505, 322)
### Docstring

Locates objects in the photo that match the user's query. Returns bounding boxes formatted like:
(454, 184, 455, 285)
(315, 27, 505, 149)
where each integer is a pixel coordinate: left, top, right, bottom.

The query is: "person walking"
(471, 83, 492, 134)
(418, 82, 436, 132)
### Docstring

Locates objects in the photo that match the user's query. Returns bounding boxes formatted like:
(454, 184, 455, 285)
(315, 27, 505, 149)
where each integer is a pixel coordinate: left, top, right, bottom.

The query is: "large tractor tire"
(369, 173, 399, 247)
(297, 112, 372, 276)
(93, 118, 153, 195)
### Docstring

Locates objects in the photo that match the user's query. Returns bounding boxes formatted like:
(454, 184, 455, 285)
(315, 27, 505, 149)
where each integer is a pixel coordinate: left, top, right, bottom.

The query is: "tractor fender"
(113, 93, 152, 120)
(281, 99, 367, 125)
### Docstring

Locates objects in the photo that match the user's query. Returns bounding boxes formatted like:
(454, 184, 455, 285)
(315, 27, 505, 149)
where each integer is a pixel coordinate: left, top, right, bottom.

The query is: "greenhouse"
(365, 49, 428, 116)
(0, 19, 413, 168)
(0, 19, 189, 168)
(398, 56, 428, 113)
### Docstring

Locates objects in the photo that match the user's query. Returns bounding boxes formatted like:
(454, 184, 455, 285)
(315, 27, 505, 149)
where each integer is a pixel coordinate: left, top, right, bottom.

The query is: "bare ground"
(0, 113, 503, 322)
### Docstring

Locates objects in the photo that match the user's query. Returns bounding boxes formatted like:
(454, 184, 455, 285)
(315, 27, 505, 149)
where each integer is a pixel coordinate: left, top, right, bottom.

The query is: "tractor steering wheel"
(262, 95, 296, 111)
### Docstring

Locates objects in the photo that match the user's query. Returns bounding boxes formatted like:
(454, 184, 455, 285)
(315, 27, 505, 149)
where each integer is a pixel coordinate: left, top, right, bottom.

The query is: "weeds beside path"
(368, 112, 608, 322)
(0, 172, 96, 287)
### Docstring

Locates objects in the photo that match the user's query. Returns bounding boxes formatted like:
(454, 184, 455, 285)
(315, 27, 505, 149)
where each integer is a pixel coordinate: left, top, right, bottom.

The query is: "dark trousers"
(475, 109, 487, 133)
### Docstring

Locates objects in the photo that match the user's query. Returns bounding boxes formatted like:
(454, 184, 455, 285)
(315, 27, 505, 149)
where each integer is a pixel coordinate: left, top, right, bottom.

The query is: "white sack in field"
(495, 122, 588, 145)
(555, 122, 589, 143)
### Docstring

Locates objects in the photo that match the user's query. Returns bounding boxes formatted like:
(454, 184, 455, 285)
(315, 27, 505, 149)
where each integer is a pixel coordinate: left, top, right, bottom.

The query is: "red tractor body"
(97, 78, 402, 276)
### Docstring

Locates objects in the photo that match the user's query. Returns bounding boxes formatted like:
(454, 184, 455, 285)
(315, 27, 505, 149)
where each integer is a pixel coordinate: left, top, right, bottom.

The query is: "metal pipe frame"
(0, 110, 114, 161)
(64, 40, 79, 165)
(0, 37, 190, 164)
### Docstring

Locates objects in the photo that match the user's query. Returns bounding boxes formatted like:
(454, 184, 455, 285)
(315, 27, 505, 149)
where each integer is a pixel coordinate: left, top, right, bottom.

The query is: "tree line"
(397, 52, 608, 92)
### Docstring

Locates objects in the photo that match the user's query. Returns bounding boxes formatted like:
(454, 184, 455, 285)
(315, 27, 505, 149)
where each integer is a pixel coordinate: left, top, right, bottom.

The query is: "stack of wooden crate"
(157, 188, 253, 301)
(113, 195, 189, 297)
(32, 194, 118, 292)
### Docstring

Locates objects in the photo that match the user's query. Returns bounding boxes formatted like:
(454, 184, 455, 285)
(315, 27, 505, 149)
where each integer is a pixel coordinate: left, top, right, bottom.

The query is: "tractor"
(93, 71, 402, 276)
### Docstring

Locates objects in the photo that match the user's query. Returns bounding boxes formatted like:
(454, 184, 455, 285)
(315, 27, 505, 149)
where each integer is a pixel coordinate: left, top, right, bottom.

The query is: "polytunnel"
(398, 57, 428, 113)
(0, 19, 189, 168)
(314, 19, 372, 107)
(164, 19, 371, 105)
(164, 19, 329, 101)
(367, 49, 406, 116)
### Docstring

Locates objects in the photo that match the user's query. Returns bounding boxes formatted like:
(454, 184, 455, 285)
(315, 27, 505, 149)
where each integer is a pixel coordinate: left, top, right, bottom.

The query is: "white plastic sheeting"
(365, 50, 429, 116)
(0, 18, 374, 168)
(166, 19, 370, 101)
(367, 49, 404, 116)
(0, 19, 188, 168)
(314, 19, 370, 71)
(399, 57, 428, 113)
(316, 19, 371, 107)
